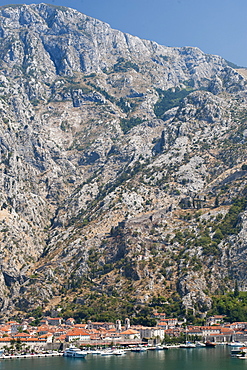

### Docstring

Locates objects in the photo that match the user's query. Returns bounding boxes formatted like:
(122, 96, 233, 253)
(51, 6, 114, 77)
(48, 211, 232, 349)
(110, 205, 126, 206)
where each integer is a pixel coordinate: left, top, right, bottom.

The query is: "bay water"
(0, 345, 245, 370)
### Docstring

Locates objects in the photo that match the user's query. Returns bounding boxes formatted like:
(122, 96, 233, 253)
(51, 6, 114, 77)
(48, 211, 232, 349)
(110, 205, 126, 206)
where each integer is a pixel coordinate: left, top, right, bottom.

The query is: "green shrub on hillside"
(119, 117, 144, 134)
(216, 197, 247, 236)
(209, 292, 247, 322)
(113, 58, 139, 73)
(154, 87, 192, 118)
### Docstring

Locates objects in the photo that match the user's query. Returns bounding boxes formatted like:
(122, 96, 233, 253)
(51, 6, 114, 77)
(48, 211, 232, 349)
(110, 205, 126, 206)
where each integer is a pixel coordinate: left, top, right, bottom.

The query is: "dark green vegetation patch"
(154, 87, 193, 118)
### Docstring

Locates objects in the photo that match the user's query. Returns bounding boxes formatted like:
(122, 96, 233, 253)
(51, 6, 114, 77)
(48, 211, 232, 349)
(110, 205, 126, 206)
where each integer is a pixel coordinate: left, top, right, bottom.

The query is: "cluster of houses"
(0, 313, 247, 351)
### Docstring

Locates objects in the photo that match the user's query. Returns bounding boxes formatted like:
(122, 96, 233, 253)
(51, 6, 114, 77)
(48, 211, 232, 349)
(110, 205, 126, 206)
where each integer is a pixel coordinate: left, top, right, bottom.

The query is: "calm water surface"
(0, 346, 246, 370)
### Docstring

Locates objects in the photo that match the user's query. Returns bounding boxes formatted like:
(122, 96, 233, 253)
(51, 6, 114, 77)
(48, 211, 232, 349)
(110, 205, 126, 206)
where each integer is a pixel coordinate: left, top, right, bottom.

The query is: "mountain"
(0, 3, 246, 319)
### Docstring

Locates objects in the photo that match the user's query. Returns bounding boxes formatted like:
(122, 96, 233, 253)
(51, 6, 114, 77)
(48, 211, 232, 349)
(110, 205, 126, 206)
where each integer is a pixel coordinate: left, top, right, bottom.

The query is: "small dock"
(0, 352, 63, 360)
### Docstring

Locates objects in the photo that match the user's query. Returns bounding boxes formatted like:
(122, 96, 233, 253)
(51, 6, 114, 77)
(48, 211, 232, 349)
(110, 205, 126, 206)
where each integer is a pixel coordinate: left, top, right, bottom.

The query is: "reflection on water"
(0, 346, 245, 370)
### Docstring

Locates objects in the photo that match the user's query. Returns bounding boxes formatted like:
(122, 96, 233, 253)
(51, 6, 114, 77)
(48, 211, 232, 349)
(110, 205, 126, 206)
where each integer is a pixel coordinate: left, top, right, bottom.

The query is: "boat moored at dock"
(63, 346, 87, 358)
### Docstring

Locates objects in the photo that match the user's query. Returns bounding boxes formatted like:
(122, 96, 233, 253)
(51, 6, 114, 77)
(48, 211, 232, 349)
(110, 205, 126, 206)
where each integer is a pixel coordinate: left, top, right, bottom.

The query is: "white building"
(66, 329, 91, 342)
(140, 327, 165, 340)
(120, 329, 140, 340)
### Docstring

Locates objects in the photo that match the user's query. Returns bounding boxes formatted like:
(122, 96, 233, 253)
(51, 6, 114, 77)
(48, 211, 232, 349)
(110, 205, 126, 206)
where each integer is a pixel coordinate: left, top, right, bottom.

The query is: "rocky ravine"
(0, 3, 246, 316)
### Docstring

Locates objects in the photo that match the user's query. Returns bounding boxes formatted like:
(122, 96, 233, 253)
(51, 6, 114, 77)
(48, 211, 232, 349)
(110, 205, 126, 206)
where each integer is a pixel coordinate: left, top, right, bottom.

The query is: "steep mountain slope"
(0, 3, 246, 317)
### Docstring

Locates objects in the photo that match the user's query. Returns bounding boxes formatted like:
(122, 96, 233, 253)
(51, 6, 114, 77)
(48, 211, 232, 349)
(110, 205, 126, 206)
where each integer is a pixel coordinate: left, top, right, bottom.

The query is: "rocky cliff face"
(0, 3, 246, 317)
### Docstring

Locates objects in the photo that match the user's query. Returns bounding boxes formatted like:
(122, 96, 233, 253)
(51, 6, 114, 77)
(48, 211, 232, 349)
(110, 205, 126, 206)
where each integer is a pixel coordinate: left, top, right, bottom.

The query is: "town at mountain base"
(1, 313, 247, 353)
(0, 3, 246, 322)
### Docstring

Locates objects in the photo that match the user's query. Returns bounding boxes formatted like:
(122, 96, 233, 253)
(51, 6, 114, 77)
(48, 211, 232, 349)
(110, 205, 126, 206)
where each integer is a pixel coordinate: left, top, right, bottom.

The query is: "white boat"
(195, 341, 206, 347)
(228, 342, 246, 347)
(88, 349, 103, 355)
(131, 346, 147, 352)
(112, 349, 126, 355)
(63, 346, 87, 358)
(148, 345, 164, 351)
(180, 342, 196, 348)
(155, 345, 165, 350)
(232, 346, 247, 359)
(101, 349, 115, 356)
(231, 348, 244, 357)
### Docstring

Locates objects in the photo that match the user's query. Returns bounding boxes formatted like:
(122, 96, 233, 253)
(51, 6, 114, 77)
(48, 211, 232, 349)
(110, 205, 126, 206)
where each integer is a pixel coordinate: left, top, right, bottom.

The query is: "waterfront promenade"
(0, 352, 63, 360)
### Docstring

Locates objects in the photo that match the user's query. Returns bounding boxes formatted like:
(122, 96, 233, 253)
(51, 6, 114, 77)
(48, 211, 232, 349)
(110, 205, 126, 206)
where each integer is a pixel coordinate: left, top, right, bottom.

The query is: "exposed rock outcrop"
(0, 3, 246, 316)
